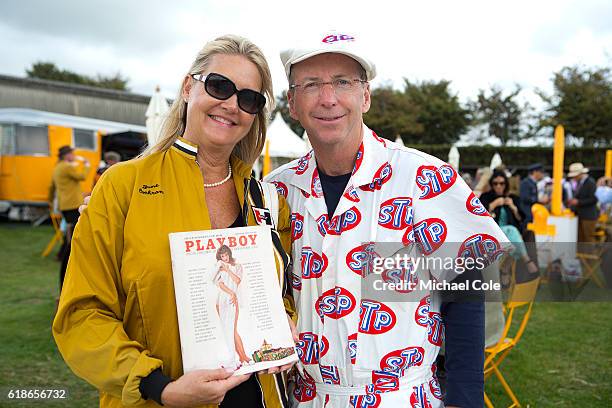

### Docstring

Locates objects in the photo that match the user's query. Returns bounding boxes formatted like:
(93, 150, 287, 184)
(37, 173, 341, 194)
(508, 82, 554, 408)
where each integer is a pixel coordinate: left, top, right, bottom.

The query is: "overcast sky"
(1, 0, 611, 107)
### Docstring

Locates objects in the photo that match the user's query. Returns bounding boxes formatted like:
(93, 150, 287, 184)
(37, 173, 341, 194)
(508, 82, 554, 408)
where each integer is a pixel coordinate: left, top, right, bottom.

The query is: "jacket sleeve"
(67, 162, 90, 181)
(277, 193, 297, 321)
(577, 179, 598, 208)
(52, 168, 163, 406)
(48, 180, 56, 204)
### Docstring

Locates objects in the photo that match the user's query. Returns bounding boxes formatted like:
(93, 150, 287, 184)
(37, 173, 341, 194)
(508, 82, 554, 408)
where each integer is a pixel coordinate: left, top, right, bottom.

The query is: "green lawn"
(0, 222, 610, 407)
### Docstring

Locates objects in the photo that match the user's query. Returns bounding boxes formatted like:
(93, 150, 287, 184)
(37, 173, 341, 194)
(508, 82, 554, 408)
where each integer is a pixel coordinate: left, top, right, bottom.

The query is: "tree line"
(26, 61, 612, 147)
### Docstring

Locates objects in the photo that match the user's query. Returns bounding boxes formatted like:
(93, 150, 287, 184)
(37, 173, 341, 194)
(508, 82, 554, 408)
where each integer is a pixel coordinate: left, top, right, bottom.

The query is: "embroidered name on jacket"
(139, 183, 164, 195)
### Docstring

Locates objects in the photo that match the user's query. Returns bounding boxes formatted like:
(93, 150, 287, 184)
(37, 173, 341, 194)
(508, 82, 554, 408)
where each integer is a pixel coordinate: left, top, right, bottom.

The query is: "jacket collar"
(287, 124, 389, 195)
(171, 136, 253, 179)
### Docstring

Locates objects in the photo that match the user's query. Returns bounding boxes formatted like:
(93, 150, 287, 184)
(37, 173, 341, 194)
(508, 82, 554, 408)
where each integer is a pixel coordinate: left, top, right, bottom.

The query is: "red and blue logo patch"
(291, 212, 304, 241)
(359, 300, 396, 334)
(416, 164, 457, 199)
(406, 217, 447, 255)
(378, 196, 413, 230)
(361, 162, 392, 192)
(466, 192, 489, 217)
(316, 286, 356, 322)
(300, 246, 328, 279)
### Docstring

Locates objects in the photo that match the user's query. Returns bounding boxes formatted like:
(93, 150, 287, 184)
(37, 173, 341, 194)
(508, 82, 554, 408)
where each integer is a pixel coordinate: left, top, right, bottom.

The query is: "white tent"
(490, 152, 503, 170)
(394, 135, 405, 147)
(145, 86, 170, 146)
(448, 145, 460, 170)
(264, 113, 309, 158)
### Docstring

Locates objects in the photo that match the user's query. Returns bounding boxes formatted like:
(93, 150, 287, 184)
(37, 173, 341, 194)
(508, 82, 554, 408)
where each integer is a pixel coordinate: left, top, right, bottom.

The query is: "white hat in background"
(567, 162, 589, 178)
(280, 30, 377, 81)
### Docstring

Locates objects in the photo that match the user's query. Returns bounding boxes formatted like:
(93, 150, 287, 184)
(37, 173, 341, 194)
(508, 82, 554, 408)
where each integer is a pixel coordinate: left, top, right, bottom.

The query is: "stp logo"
(316, 214, 330, 236)
(353, 144, 364, 173)
(327, 207, 362, 235)
(415, 296, 444, 347)
(311, 169, 323, 198)
(344, 185, 360, 202)
(381, 258, 417, 293)
(348, 333, 357, 364)
(359, 300, 396, 334)
(322, 33, 355, 43)
(291, 153, 310, 175)
(300, 247, 328, 279)
(361, 162, 392, 192)
(466, 192, 489, 217)
(410, 385, 433, 408)
(271, 181, 288, 198)
(316, 286, 356, 322)
(379, 346, 425, 374)
(296, 332, 326, 365)
(378, 196, 413, 230)
(429, 377, 443, 400)
(350, 393, 381, 408)
(406, 218, 447, 255)
(291, 271, 301, 291)
(291, 212, 304, 241)
(458, 233, 503, 266)
(416, 164, 457, 199)
(346, 242, 379, 276)
(369, 370, 399, 394)
(293, 370, 316, 402)
(319, 365, 340, 385)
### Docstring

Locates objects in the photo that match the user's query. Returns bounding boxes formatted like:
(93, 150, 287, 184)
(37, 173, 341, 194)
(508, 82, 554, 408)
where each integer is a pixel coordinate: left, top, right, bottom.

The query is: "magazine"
(169, 225, 297, 375)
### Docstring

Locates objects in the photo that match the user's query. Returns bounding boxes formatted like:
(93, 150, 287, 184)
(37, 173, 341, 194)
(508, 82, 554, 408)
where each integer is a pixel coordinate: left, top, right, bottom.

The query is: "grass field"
(0, 222, 610, 407)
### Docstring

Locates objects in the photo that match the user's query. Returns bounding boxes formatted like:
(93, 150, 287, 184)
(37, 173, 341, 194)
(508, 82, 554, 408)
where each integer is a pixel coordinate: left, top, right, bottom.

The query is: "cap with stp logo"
(280, 30, 377, 81)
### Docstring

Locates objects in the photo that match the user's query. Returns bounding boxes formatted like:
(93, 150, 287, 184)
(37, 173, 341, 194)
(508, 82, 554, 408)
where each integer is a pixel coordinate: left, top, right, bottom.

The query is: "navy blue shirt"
(319, 169, 484, 407)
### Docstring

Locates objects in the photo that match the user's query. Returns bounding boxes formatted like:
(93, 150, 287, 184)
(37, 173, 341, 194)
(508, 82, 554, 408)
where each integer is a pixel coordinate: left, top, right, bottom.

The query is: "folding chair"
(41, 209, 64, 258)
(575, 216, 608, 289)
(484, 277, 540, 408)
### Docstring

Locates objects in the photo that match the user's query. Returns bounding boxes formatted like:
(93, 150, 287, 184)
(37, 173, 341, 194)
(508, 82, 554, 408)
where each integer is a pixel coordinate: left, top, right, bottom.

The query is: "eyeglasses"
(290, 78, 367, 95)
(191, 72, 266, 114)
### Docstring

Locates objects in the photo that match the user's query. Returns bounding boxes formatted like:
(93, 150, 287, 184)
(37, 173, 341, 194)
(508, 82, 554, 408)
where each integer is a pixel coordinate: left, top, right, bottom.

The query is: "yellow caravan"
(0, 108, 146, 220)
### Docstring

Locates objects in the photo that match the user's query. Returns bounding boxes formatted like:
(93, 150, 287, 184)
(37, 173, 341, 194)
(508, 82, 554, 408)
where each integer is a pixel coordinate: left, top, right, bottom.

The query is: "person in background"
(473, 167, 492, 197)
(48, 145, 90, 290)
(53, 35, 296, 408)
(595, 176, 612, 208)
(566, 162, 599, 243)
(519, 163, 549, 228)
(480, 170, 539, 275)
(92, 150, 121, 189)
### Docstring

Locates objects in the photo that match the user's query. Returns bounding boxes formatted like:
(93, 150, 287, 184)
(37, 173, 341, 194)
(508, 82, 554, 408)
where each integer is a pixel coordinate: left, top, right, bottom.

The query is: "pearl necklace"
(198, 161, 232, 188)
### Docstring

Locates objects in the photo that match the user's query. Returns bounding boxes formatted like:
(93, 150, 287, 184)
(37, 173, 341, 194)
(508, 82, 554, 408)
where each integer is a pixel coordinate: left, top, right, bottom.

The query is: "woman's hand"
(230, 293, 238, 306)
(161, 368, 250, 407)
(79, 195, 91, 214)
(489, 197, 505, 211)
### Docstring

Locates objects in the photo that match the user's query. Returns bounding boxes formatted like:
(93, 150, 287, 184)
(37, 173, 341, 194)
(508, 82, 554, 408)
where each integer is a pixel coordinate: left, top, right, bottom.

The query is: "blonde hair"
(142, 35, 274, 165)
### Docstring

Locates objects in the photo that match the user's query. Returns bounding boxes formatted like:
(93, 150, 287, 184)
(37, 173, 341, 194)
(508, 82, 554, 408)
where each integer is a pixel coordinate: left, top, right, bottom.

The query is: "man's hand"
(160, 368, 250, 408)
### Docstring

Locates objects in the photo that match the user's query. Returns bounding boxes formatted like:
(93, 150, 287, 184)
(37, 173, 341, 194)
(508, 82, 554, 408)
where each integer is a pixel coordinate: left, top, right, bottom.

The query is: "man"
(265, 31, 510, 408)
(92, 150, 121, 189)
(48, 145, 90, 289)
(519, 163, 549, 229)
(566, 162, 598, 243)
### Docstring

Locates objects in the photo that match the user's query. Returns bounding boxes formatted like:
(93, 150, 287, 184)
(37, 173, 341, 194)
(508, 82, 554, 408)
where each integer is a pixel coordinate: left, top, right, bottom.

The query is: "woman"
(480, 170, 538, 274)
(53, 35, 295, 408)
(214, 245, 250, 366)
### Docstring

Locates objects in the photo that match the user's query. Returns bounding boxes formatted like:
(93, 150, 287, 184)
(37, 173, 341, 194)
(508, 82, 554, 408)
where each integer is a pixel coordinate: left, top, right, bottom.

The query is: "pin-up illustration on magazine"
(169, 225, 297, 375)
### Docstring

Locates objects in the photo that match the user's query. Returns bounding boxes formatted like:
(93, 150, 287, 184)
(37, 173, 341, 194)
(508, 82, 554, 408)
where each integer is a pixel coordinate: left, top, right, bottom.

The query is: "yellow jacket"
(48, 160, 91, 211)
(52, 137, 294, 407)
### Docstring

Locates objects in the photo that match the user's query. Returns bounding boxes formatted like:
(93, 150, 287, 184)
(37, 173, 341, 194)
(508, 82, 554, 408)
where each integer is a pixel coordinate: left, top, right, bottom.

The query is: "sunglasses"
(492, 181, 506, 186)
(191, 72, 266, 114)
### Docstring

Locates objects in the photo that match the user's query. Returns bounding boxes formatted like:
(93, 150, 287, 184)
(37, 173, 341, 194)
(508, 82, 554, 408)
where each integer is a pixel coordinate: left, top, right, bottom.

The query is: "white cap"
(280, 30, 376, 81)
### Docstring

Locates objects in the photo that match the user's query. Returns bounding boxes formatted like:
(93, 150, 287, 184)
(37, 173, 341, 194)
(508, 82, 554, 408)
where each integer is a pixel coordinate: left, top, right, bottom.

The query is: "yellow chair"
(41, 210, 63, 258)
(484, 277, 540, 408)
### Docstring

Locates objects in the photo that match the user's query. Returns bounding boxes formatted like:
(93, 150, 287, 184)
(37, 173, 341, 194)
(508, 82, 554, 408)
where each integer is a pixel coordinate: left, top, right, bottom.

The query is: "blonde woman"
(53, 35, 295, 408)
